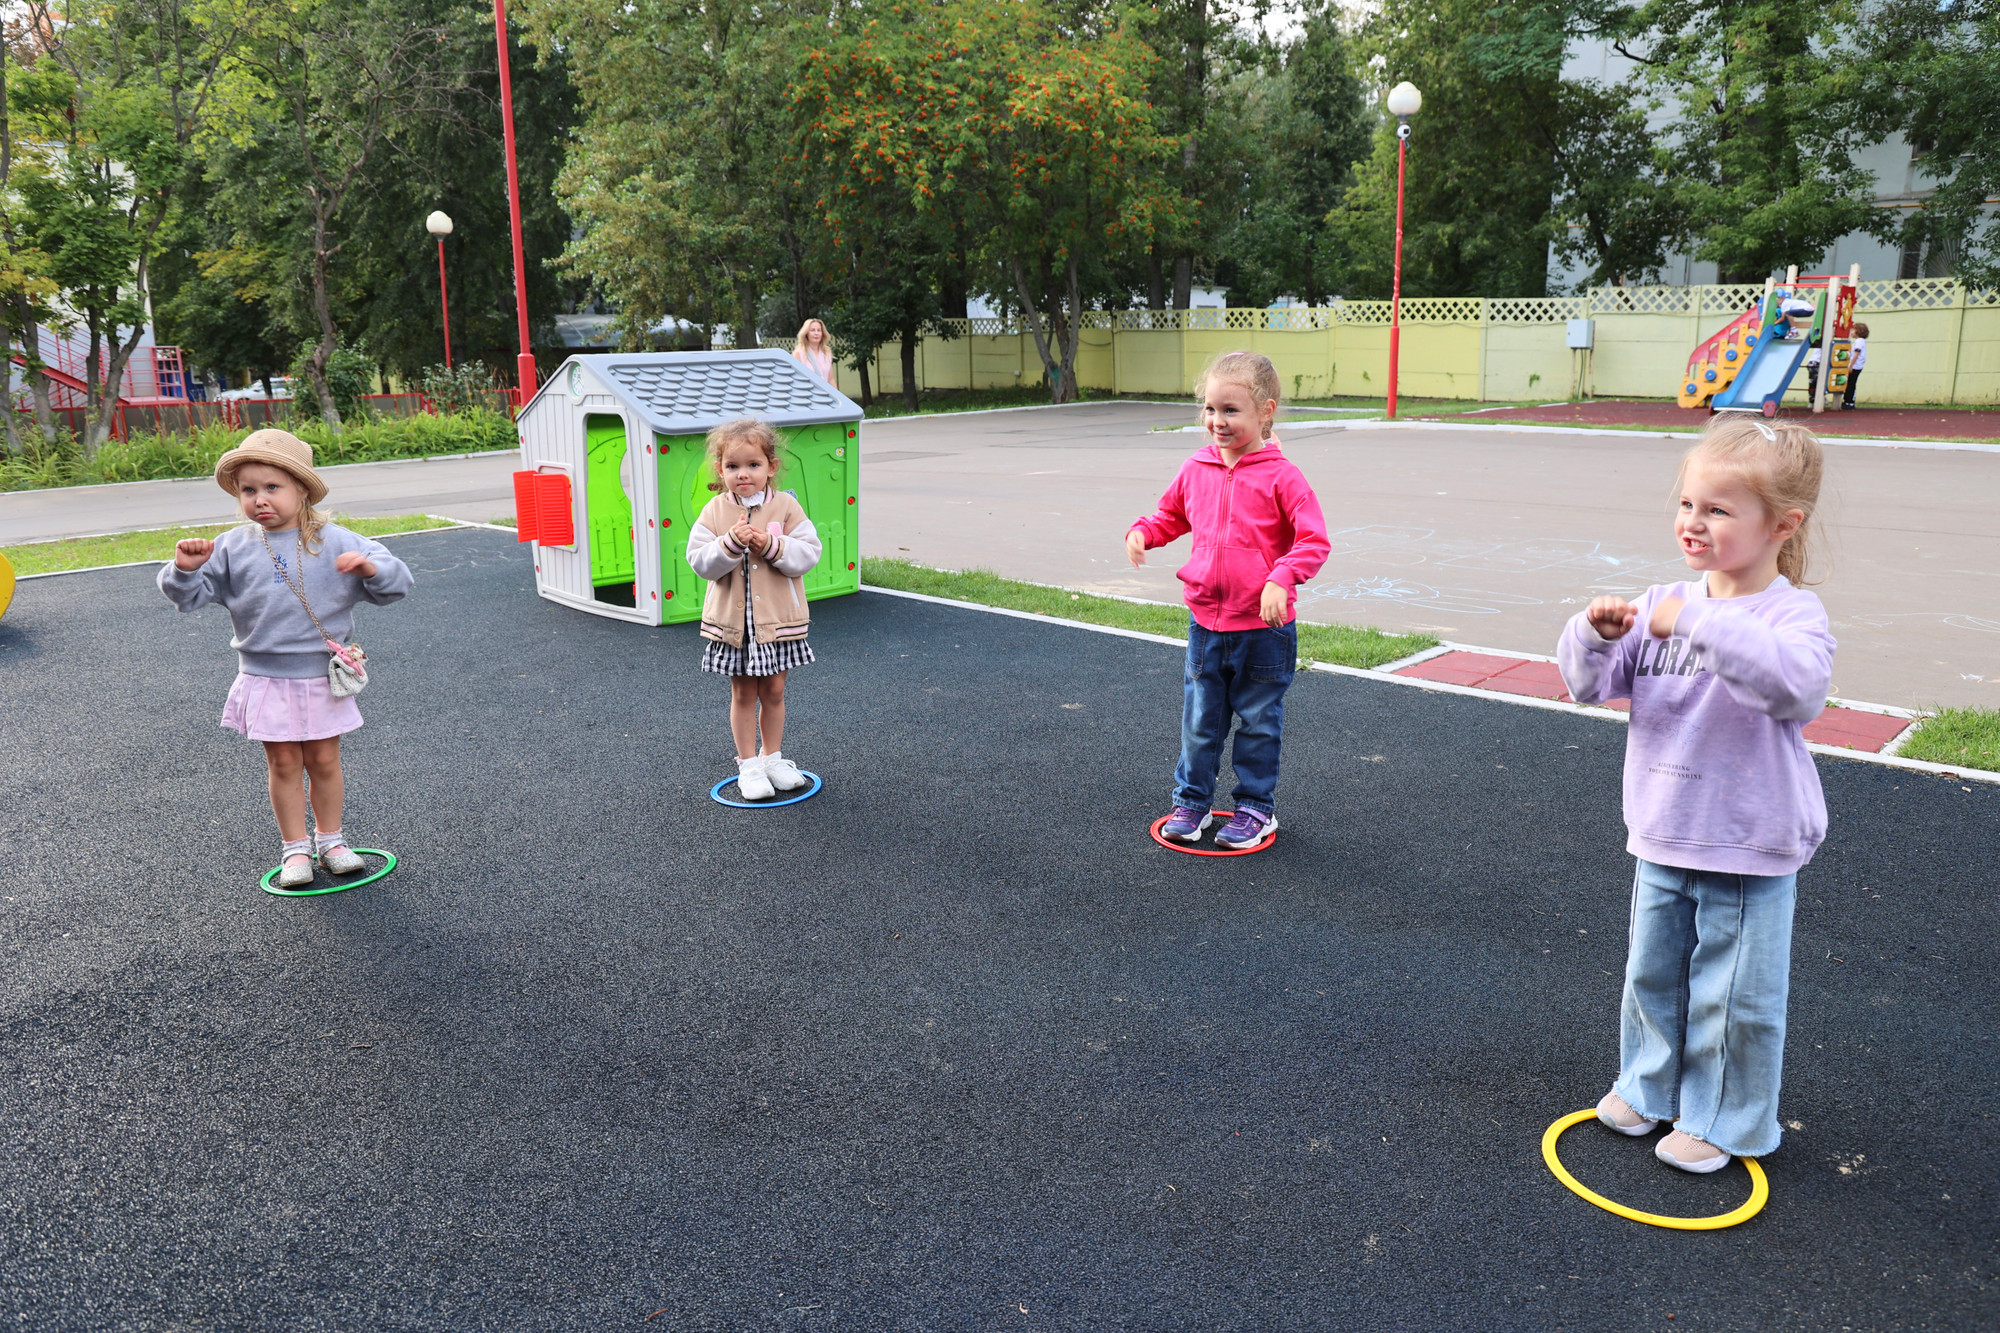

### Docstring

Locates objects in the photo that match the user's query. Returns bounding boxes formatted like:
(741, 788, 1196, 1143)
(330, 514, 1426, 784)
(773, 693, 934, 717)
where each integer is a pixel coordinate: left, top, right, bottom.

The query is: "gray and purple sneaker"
(1161, 806, 1212, 842)
(1214, 808, 1276, 849)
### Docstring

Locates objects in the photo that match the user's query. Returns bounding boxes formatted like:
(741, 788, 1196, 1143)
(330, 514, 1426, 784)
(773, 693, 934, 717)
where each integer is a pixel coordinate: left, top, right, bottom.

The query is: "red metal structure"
(494, 0, 536, 403)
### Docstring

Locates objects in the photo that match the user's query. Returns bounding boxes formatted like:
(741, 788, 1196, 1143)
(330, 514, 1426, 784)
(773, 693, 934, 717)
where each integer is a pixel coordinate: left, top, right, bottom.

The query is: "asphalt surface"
(2, 525, 1995, 1332)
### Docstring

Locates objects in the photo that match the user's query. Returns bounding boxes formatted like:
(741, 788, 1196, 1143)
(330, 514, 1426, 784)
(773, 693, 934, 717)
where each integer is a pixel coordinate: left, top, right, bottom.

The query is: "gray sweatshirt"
(158, 522, 414, 678)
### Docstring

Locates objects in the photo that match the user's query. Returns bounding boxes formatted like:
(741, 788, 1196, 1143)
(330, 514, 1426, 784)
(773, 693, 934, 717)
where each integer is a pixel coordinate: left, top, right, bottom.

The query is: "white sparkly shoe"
(316, 830, 364, 875)
(762, 751, 807, 791)
(277, 854, 315, 888)
(735, 753, 775, 801)
(320, 845, 365, 875)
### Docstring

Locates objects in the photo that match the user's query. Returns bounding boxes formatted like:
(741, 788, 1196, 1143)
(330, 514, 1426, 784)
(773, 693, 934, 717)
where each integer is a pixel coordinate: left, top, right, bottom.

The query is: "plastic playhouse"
(1678, 264, 1861, 417)
(511, 351, 862, 625)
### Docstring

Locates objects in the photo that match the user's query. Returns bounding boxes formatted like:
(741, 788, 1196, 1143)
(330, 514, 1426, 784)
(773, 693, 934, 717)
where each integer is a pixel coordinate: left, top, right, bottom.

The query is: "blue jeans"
(1614, 858, 1798, 1157)
(1173, 619, 1297, 817)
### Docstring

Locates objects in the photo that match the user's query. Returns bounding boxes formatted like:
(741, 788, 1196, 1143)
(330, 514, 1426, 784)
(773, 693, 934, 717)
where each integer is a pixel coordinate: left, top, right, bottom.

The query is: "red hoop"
(1148, 812, 1278, 857)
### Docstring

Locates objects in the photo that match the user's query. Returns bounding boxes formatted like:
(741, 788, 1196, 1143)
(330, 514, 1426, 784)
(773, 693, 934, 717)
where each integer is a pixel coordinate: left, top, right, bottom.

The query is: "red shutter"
(511, 471, 540, 542)
(534, 472, 574, 546)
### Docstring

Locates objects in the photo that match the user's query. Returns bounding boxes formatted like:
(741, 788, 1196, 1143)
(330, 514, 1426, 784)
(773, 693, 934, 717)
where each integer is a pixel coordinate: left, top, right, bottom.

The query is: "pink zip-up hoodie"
(1129, 442, 1332, 632)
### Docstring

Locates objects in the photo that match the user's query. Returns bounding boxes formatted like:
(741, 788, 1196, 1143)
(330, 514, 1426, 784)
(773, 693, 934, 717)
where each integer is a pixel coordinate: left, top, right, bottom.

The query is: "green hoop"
(260, 849, 398, 898)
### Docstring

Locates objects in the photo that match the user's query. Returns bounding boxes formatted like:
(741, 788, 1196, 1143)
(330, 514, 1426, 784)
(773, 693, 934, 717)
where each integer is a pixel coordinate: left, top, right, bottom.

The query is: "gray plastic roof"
(531, 350, 859, 434)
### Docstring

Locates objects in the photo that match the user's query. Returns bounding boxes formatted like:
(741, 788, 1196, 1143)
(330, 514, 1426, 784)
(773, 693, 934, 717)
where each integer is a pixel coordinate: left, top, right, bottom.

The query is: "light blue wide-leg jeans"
(1612, 857, 1798, 1158)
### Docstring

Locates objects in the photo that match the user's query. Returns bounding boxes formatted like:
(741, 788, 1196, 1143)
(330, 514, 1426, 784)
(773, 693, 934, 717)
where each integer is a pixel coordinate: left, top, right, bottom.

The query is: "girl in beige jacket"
(686, 417, 822, 799)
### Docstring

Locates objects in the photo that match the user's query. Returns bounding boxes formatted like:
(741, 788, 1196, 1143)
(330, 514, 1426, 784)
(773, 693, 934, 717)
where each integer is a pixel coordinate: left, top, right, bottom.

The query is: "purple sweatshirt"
(1557, 577, 1835, 876)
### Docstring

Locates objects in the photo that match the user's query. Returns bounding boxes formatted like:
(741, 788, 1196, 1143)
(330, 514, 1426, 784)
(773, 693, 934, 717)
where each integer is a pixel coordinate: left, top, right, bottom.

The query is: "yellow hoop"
(1542, 1109, 1769, 1230)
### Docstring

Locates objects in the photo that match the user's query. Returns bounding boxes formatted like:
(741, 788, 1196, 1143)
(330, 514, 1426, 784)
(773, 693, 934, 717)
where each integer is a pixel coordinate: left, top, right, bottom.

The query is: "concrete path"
(0, 451, 520, 545)
(855, 403, 2000, 710)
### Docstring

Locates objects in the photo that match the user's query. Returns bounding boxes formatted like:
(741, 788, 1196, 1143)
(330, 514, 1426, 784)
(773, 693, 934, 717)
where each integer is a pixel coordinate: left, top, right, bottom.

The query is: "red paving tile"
(1803, 709, 1911, 752)
(1454, 399, 2000, 442)
(1394, 651, 1908, 752)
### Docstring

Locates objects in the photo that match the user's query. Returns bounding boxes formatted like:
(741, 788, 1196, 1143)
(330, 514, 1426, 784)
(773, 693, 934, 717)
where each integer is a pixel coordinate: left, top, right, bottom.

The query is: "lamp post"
(426, 211, 454, 369)
(493, 0, 536, 403)
(1384, 81, 1421, 420)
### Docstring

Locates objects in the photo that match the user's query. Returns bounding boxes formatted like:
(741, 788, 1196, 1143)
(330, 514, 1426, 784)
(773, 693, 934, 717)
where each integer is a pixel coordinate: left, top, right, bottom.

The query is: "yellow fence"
(823, 279, 2000, 407)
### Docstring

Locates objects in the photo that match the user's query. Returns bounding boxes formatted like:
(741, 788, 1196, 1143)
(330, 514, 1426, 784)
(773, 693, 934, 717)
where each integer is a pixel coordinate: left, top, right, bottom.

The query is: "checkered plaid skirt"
(701, 635, 815, 677)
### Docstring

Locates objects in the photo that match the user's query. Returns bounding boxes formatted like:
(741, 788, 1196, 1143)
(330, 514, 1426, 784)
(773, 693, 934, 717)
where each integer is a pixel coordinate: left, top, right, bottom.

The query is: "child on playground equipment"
(1126, 351, 1330, 849)
(1808, 322, 1868, 410)
(158, 429, 413, 887)
(1556, 415, 1834, 1174)
(687, 416, 822, 801)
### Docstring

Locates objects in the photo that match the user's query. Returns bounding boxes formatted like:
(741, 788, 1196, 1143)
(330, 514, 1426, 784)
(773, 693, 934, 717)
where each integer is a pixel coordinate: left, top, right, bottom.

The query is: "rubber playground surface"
(2, 525, 1995, 1331)
(1458, 398, 2000, 442)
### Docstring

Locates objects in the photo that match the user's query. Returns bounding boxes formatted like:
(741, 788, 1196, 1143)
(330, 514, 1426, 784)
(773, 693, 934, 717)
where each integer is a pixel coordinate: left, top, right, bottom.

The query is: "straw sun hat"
(213, 428, 329, 504)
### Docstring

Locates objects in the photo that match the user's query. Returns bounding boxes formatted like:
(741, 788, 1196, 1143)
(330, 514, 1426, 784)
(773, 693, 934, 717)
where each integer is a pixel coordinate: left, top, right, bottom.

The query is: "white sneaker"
(277, 854, 315, 888)
(762, 751, 806, 791)
(735, 754, 775, 801)
(1656, 1129, 1733, 1173)
(1597, 1091, 1660, 1137)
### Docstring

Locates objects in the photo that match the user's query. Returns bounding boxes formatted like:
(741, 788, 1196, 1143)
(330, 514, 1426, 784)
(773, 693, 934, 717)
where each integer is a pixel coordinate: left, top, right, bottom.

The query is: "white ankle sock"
(282, 837, 313, 863)
(315, 828, 346, 854)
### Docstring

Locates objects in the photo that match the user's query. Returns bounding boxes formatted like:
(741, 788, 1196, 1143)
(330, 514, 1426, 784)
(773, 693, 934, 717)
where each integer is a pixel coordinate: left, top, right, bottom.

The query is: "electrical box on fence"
(512, 351, 862, 626)
(1566, 319, 1595, 350)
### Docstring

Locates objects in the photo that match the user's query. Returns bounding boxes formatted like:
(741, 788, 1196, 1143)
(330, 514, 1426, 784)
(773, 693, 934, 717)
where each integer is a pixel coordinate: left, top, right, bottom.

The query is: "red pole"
(1388, 131, 1407, 421)
(494, 0, 535, 402)
(436, 237, 453, 370)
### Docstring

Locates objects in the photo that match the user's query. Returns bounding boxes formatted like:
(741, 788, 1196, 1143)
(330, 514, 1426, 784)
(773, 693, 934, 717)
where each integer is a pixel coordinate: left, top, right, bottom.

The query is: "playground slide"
(1709, 327, 1812, 417)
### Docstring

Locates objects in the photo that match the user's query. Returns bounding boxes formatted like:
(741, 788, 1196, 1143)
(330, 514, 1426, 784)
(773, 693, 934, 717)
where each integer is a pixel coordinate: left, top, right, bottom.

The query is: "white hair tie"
(1753, 421, 1777, 441)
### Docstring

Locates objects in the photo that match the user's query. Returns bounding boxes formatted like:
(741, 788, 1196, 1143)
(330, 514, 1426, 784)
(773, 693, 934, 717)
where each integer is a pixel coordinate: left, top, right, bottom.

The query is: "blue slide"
(1709, 324, 1813, 416)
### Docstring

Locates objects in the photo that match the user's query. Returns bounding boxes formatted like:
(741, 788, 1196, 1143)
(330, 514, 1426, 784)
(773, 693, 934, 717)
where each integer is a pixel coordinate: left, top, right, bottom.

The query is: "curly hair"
(705, 417, 782, 493)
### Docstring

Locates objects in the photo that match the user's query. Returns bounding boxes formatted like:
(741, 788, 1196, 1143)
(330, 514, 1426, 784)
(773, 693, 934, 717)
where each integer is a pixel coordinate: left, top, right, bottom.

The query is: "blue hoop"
(709, 770, 824, 808)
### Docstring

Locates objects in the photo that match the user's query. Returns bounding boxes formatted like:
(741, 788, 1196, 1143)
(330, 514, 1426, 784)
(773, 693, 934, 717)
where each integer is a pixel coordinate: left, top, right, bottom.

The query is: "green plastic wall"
(584, 414, 635, 589)
(653, 420, 860, 625)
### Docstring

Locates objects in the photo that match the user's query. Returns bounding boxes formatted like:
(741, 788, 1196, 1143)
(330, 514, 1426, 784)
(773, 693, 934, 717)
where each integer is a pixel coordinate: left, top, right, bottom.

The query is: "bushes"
(0, 408, 519, 492)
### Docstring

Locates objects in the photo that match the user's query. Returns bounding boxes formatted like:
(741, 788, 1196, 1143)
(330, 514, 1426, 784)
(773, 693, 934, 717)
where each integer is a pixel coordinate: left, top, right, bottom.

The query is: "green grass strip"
(1898, 707, 2000, 773)
(3, 513, 460, 577)
(860, 557, 1435, 670)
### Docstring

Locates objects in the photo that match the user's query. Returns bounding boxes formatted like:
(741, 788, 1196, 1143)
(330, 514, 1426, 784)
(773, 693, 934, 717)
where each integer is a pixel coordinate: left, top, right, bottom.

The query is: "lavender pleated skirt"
(221, 672, 362, 742)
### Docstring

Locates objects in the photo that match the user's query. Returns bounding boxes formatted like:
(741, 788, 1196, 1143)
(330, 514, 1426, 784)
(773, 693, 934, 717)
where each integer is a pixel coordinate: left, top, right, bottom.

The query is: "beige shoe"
(735, 753, 775, 801)
(277, 854, 315, 888)
(1656, 1129, 1733, 1173)
(762, 751, 807, 791)
(1597, 1091, 1660, 1137)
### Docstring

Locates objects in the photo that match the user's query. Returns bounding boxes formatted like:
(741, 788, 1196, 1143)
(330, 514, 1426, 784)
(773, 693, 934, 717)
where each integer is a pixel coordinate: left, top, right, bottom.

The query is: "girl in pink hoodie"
(1126, 352, 1331, 849)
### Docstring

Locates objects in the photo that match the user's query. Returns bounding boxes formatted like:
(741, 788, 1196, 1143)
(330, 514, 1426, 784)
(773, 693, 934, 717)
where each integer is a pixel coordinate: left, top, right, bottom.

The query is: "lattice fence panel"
(1858, 278, 1961, 311)
(1391, 297, 1482, 323)
(1589, 286, 1695, 315)
(1486, 297, 1583, 323)
(1331, 301, 1393, 325)
(1699, 285, 1768, 315)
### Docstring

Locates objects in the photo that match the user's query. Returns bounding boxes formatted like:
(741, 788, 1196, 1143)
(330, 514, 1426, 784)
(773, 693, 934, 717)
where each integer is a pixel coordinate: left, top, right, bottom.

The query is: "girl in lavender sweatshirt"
(1557, 416, 1834, 1173)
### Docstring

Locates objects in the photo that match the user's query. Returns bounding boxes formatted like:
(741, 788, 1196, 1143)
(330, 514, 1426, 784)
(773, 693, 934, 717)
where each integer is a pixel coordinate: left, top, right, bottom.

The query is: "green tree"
(8, 0, 244, 454)
(0, 29, 62, 452)
(1329, 0, 1565, 299)
(519, 0, 816, 349)
(216, 0, 468, 425)
(802, 0, 1178, 402)
(1210, 2, 1370, 306)
(1545, 80, 1688, 289)
(1606, 0, 1894, 283)
(1857, 0, 2000, 288)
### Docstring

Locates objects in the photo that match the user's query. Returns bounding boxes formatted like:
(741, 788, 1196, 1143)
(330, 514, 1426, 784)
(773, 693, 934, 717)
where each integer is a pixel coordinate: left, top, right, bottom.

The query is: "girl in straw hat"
(159, 429, 413, 888)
